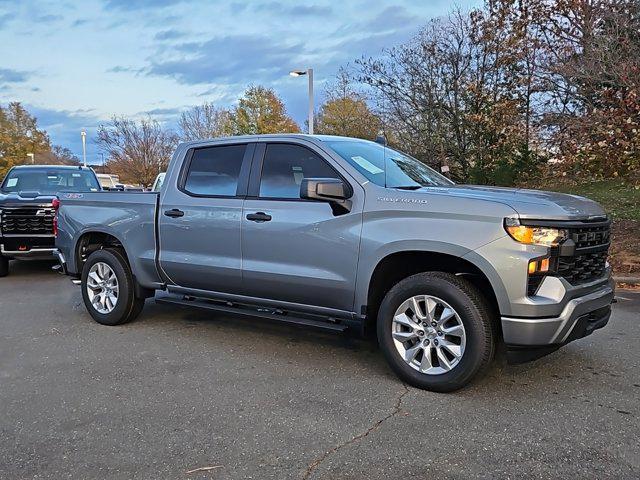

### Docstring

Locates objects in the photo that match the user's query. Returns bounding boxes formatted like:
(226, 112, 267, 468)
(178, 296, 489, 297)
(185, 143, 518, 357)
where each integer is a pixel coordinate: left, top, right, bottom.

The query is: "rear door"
(158, 142, 254, 293)
(241, 141, 363, 312)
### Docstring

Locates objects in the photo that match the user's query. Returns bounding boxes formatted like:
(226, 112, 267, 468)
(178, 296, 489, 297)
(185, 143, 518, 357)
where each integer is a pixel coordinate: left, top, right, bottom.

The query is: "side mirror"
(300, 178, 352, 214)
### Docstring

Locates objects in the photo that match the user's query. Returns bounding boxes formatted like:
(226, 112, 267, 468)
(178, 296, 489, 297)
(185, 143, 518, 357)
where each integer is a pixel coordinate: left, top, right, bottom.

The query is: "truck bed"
(56, 191, 161, 286)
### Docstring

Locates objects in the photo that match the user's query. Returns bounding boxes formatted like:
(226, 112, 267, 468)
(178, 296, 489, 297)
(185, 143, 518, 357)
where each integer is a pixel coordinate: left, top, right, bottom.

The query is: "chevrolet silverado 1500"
(0, 165, 100, 277)
(54, 135, 614, 391)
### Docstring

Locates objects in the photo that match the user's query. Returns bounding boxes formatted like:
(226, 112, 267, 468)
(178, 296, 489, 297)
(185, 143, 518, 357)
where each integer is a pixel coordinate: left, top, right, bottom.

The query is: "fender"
(354, 239, 509, 315)
(69, 226, 128, 275)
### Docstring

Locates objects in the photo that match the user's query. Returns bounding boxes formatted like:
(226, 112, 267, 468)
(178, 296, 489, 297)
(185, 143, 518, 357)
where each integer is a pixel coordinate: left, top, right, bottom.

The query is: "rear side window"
(259, 144, 340, 199)
(183, 144, 246, 196)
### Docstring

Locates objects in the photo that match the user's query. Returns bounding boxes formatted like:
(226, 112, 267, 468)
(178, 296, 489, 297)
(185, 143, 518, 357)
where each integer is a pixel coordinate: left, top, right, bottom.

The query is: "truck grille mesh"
(527, 222, 610, 296)
(558, 250, 608, 285)
(562, 223, 611, 285)
(1, 207, 55, 235)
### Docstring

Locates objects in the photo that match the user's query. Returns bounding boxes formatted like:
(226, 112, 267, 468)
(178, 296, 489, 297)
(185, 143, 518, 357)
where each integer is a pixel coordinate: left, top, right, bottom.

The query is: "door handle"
(246, 212, 272, 222)
(164, 208, 185, 218)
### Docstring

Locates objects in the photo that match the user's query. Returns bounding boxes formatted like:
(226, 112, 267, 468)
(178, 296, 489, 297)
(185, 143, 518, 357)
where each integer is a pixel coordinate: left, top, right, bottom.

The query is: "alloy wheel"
(391, 295, 466, 375)
(86, 262, 119, 314)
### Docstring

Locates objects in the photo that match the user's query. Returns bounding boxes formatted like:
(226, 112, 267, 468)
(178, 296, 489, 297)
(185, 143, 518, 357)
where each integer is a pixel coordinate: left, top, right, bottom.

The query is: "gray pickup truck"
(54, 135, 614, 391)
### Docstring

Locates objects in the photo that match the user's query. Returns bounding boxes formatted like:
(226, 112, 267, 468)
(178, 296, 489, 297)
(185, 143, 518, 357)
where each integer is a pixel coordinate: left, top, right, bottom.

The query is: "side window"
(259, 144, 340, 199)
(183, 144, 246, 196)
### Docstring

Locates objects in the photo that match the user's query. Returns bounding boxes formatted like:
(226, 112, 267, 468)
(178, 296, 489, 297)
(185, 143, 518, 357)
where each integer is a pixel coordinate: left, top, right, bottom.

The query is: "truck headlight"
(504, 218, 568, 247)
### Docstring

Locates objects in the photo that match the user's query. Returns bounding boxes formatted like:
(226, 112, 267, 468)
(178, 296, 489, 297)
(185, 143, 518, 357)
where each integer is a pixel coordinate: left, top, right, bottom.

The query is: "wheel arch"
(362, 249, 506, 333)
(73, 229, 131, 274)
(74, 229, 155, 299)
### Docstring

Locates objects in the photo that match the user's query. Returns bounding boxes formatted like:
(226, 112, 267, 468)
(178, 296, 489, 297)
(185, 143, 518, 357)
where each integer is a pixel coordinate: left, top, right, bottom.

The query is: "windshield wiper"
(391, 185, 423, 190)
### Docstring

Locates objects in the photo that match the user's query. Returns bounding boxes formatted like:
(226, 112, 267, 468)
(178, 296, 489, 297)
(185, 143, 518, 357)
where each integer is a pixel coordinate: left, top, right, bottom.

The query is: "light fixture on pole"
(27, 153, 34, 164)
(289, 68, 314, 134)
(80, 129, 87, 167)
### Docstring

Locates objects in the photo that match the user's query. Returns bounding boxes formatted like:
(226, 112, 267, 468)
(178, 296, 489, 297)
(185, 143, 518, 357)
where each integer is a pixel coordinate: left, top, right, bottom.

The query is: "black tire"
(81, 248, 145, 326)
(0, 255, 8, 277)
(377, 272, 495, 392)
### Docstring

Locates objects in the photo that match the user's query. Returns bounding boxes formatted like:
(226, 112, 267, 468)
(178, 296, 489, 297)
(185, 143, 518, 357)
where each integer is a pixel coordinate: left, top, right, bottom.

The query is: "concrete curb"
(613, 276, 640, 284)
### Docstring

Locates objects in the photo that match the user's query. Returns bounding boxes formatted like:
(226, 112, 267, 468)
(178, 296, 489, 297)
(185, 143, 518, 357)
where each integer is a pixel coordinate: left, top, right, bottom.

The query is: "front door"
(158, 142, 253, 293)
(241, 142, 363, 312)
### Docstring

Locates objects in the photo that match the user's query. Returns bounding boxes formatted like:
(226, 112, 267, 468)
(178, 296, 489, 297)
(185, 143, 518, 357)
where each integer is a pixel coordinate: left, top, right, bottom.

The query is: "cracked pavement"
(1, 261, 639, 479)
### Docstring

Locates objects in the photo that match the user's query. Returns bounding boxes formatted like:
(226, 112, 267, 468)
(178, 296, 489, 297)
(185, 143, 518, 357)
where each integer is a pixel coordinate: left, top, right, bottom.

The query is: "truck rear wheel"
(81, 248, 145, 326)
(0, 256, 8, 277)
(377, 272, 495, 392)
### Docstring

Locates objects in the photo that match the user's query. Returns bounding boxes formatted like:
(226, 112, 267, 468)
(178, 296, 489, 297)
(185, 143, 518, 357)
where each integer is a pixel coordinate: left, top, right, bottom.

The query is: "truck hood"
(0, 191, 57, 208)
(412, 185, 607, 221)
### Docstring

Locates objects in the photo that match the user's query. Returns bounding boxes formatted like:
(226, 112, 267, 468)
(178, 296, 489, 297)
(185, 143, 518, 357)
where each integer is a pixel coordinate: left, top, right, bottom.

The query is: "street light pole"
(289, 68, 314, 134)
(307, 68, 314, 135)
(80, 129, 87, 167)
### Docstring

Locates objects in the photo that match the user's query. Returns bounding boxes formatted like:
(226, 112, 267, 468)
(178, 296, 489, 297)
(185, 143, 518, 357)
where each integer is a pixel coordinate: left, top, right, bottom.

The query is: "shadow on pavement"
(2, 259, 59, 278)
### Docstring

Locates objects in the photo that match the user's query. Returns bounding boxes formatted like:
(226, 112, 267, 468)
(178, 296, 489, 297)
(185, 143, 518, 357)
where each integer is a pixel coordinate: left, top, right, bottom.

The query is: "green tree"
(0, 102, 51, 177)
(316, 70, 382, 140)
(233, 86, 300, 135)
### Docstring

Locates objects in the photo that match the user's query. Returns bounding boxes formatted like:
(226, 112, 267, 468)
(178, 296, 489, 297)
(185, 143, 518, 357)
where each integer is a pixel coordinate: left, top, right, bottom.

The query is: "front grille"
(571, 225, 610, 249)
(0, 207, 55, 235)
(527, 220, 610, 295)
(560, 221, 611, 285)
(558, 250, 608, 285)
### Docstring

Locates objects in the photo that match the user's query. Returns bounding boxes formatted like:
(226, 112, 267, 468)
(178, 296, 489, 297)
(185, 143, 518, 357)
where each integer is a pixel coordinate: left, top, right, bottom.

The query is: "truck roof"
(177, 134, 373, 149)
(11, 164, 94, 170)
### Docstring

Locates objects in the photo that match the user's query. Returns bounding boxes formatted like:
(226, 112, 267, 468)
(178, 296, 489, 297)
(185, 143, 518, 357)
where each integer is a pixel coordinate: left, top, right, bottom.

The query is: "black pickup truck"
(0, 165, 100, 277)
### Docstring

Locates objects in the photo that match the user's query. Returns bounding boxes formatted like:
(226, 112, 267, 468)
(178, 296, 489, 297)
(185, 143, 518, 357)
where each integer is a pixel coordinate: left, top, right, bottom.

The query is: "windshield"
(0, 168, 101, 194)
(325, 140, 454, 188)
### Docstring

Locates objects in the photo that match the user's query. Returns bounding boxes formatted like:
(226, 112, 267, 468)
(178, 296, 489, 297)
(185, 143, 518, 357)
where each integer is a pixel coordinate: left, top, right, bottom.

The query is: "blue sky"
(0, 0, 481, 163)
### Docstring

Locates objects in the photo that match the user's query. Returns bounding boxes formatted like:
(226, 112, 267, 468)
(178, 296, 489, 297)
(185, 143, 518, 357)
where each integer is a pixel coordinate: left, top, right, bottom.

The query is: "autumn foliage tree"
(0, 102, 83, 178)
(0, 102, 51, 177)
(232, 85, 300, 135)
(353, 0, 639, 184)
(535, 0, 640, 178)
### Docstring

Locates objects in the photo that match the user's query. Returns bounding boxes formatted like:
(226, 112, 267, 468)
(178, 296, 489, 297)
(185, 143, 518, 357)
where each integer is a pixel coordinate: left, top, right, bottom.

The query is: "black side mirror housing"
(300, 178, 352, 214)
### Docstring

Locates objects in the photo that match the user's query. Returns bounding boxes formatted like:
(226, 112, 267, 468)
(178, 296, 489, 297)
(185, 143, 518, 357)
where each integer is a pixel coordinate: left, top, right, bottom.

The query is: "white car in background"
(96, 173, 121, 190)
(97, 173, 144, 191)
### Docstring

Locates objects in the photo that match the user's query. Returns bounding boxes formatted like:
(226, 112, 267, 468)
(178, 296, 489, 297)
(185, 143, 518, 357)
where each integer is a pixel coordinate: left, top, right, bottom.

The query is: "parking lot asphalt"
(1, 260, 639, 480)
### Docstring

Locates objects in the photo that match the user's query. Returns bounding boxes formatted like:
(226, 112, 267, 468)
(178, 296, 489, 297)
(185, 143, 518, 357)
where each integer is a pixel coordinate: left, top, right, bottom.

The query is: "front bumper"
(501, 279, 614, 346)
(1, 243, 58, 260)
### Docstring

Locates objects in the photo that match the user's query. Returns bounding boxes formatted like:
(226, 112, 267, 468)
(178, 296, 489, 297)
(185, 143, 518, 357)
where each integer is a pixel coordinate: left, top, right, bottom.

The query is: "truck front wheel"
(81, 248, 145, 326)
(377, 272, 495, 392)
(0, 255, 8, 277)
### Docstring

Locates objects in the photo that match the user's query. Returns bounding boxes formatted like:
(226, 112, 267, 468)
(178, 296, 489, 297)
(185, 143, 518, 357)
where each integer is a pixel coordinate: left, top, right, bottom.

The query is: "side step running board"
(155, 294, 349, 332)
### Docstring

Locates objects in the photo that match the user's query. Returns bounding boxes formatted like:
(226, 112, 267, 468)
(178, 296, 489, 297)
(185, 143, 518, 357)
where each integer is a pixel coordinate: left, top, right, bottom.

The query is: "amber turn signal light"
(528, 258, 550, 274)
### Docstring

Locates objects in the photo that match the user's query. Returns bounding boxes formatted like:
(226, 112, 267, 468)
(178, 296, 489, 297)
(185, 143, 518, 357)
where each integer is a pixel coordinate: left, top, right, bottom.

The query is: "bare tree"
(356, 3, 548, 184)
(40, 145, 80, 165)
(178, 103, 234, 141)
(96, 117, 178, 187)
